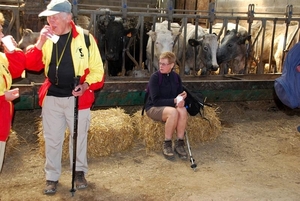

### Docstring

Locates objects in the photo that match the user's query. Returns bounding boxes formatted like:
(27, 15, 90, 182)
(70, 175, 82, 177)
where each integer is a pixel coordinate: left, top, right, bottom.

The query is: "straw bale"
(5, 130, 20, 157)
(37, 108, 135, 159)
(88, 108, 135, 157)
(132, 107, 222, 153)
(186, 106, 222, 144)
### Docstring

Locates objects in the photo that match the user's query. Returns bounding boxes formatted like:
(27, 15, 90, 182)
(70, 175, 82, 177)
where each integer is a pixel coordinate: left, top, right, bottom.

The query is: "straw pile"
(88, 108, 135, 157)
(37, 108, 135, 160)
(5, 130, 20, 157)
(132, 106, 222, 153)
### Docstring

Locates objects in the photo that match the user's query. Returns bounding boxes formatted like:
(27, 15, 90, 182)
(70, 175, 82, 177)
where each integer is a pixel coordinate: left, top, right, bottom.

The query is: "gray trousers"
(42, 96, 90, 181)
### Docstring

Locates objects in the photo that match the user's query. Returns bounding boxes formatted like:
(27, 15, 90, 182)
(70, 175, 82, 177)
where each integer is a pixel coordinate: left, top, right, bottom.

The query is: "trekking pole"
(185, 131, 197, 171)
(70, 76, 81, 196)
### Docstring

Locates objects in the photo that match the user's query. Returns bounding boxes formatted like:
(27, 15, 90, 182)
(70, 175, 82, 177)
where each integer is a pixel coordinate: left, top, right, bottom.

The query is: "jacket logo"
(77, 47, 84, 58)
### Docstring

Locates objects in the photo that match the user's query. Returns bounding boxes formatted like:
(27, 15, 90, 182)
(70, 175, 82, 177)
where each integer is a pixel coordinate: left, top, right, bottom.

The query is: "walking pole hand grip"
(73, 76, 81, 92)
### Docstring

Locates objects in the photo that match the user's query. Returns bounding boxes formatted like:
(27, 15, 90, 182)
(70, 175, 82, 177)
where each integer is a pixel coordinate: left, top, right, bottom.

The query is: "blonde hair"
(0, 12, 4, 25)
(159, 51, 176, 64)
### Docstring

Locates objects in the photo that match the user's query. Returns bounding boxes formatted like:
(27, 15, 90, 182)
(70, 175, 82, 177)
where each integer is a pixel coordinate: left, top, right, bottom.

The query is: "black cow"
(97, 13, 140, 76)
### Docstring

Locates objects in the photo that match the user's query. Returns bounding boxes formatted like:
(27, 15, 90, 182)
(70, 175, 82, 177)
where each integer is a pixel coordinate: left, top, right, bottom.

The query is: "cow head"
(103, 20, 137, 61)
(96, 15, 139, 76)
(217, 29, 251, 64)
(96, 12, 138, 64)
(147, 29, 181, 63)
(188, 33, 219, 75)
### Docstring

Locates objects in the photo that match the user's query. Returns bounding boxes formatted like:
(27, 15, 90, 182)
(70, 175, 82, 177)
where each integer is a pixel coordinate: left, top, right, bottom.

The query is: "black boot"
(163, 140, 175, 160)
(174, 139, 187, 160)
(75, 171, 88, 189)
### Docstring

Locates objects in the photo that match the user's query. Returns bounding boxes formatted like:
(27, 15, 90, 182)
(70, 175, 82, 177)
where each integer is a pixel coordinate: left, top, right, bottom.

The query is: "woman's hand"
(5, 88, 19, 101)
(179, 91, 187, 99)
(175, 95, 185, 108)
(176, 99, 185, 108)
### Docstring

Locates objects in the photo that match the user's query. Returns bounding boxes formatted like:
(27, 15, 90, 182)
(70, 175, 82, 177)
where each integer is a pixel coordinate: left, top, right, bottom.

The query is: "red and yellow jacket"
(26, 21, 105, 109)
(0, 50, 26, 141)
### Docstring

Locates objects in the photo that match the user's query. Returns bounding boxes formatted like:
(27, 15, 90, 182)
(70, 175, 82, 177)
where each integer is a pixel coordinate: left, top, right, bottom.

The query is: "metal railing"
(2, 0, 300, 77)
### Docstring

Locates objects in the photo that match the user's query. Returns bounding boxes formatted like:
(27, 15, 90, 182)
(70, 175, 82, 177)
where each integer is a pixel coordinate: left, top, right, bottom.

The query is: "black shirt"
(47, 31, 75, 97)
(145, 71, 183, 111)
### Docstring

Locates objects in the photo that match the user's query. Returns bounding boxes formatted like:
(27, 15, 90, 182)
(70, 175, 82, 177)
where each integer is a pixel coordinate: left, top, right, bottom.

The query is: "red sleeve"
(5, 49, 26, 79)
(25, 46, 45, 72)
(80, 68, 105, 91)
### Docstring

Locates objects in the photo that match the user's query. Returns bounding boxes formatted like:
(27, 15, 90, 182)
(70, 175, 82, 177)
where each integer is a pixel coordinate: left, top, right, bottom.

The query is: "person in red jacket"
(25, 0, 105, 194)
(0, 12, 26, 172)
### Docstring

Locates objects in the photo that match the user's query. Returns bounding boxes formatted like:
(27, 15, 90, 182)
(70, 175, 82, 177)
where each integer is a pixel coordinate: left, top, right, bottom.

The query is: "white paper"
(1, 35, 15, 52)
(176, 96, 183, 103)
(48, 34, 59, 44)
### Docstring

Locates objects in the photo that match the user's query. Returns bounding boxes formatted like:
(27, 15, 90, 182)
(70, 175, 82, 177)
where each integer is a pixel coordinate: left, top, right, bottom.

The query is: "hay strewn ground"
(5, 130, 19, 158)
(2, 101, 300, 200)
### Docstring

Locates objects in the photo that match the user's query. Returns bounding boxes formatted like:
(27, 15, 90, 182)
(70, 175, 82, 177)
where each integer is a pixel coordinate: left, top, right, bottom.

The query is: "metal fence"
(1, 1, 300, 78)
(73, 1, 300, 77)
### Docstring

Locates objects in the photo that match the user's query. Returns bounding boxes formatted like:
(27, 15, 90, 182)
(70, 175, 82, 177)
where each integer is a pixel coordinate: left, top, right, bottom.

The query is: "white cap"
(39, 0, 71, 17)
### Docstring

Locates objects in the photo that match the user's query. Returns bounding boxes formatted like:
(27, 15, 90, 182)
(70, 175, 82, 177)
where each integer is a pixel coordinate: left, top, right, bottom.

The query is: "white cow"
(146, 21, 183, 71)
(251, 20, 299, 73)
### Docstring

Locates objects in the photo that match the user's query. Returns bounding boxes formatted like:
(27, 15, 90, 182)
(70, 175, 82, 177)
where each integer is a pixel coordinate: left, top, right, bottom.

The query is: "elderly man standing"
(25, 0, 105, 194)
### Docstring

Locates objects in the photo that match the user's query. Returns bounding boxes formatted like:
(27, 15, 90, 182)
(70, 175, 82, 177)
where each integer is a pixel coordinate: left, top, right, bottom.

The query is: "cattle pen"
(1, 0, 300, 110)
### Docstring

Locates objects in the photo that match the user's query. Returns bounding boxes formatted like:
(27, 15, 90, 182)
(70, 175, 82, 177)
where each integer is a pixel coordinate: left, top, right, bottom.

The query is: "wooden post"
(196, 0, 210, 25)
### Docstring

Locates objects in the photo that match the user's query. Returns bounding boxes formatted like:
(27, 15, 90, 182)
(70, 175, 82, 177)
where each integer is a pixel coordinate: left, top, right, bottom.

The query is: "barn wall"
(78, 0, 157, 9)
(174, 0, 210, 12)
(215, 0, 300, 13)
(0, 0, 159, 35)
(173, 0, 210, 23)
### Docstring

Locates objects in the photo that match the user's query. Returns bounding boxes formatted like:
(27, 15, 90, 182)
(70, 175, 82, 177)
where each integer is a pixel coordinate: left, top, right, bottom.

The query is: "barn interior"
(0, 0, 300, 109)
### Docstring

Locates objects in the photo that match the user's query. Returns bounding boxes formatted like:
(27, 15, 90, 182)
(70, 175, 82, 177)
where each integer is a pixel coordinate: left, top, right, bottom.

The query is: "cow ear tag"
(127, 32, 132, 38)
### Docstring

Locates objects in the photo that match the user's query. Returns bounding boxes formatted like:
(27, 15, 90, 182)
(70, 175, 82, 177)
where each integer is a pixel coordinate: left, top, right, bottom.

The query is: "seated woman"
(144, 51, 188, 160)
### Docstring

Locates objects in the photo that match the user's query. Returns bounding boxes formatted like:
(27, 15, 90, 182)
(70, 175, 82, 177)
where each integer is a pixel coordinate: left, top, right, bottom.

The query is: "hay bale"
(132, 107, 222, 153)
(5, 130, 20, 157)
(37, 108, 135, 159)
(88, 108, 135, 157)
(132, 112, 165, 153)
(186, 107, 222, 143)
